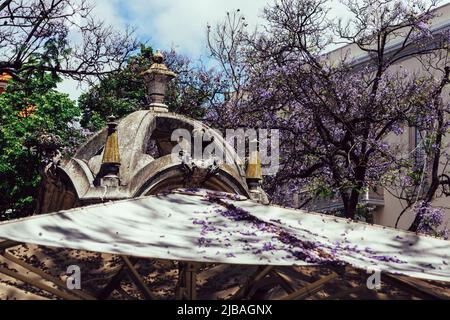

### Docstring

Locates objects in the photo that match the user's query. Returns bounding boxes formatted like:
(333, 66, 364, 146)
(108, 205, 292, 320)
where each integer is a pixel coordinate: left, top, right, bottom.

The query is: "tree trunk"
(408, 67, 449, 232)
(408, 181, 440, 232)
(342, 189, 359, 219)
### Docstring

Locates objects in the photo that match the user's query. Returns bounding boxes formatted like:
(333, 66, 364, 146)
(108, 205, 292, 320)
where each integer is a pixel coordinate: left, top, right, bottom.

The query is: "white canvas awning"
(0, 189, 448, 282)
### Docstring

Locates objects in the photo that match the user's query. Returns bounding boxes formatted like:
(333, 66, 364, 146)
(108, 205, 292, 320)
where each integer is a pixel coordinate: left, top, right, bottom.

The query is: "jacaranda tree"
(208, 0, 450, 235)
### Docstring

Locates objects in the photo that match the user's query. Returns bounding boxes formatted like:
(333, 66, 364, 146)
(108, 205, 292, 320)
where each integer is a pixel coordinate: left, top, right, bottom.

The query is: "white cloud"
(60, 0, 267, 99)
(87, 0, 128, 27)
(59, 0, 129, 100)
(123, 0, 268, 57)
(59, 0, 450, 99)
(57, 77, 89, 101)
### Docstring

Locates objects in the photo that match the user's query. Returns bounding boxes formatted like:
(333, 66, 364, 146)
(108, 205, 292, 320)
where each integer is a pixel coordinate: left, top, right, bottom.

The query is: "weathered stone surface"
(37, 110, 267, 214)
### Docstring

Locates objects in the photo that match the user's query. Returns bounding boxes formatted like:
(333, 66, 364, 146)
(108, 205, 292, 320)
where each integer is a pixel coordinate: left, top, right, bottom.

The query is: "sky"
(57, 0, 450, 100)
(58, 0, 272, 99)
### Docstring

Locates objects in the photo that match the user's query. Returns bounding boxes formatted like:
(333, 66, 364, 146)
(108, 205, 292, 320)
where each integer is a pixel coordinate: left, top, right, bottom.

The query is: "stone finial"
(98, 116, 121, 187)
(246, 149, 269, 204)
(246, 148, 263, 190)
(141, 50, 176, 112)
(246, 142, 268, 204)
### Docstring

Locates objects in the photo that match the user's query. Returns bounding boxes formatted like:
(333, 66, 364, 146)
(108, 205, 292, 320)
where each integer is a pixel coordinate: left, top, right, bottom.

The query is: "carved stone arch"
(141, 114, 246, 179)
(144, 116, 196, 158)
(37, 166, 80, 214)
(133, 165, 250, 197)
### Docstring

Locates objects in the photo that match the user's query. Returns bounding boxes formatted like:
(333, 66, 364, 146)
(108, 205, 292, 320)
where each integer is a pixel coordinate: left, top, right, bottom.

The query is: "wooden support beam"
(328, 264, 351, 277)
(2, 252, 96, 300)
(230, 266, 274, 300)
(97, 266, 128, 300)
(324, 285, 367, 300)
(277, 272, 338, 300)
(176, 262, 201, 300)
(121, 256, 156, 300)
(248, 275, 288, 300)
(0, 266, 81, 300)
(116, 286, 139, 300)
(97, 265, 128, 299)
(0, 240, 19, 251)
(383, 274, 447, 300)
(254, 266, 274, 283)
(97, 257, 139, 300)
(270, 269, 296, 294)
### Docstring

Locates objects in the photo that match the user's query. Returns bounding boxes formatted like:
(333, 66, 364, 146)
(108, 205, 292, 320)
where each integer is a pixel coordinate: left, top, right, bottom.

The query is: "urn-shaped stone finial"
(141, 50, 176, 112)
(97, 116, 121, 187)
(246, 147, 263, 190)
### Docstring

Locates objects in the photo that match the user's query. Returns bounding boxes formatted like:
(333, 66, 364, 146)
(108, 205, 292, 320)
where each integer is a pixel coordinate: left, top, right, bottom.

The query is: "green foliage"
(78, 45, 149, 130)
(79, 44, 221, 131)
(0, 44, 221, 220)
(355, 204, 373, 223)
(0, 72, 80, 220)
(312, 183, 334, 199)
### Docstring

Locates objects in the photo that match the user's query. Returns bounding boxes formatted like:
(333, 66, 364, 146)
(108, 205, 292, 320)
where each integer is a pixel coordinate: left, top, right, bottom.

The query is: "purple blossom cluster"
(205, 191, 245, 202)
(206, 1, 450, 226)
(184, 187, 201, 194)
(218, 204, 253, 222)
(194, 192, 410, 266)
(370, 255, 405, 264)
(202, 192, 336, 263)
(416, 203, 449, 239)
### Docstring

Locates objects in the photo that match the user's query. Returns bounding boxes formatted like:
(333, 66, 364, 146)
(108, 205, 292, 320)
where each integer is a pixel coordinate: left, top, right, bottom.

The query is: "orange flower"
(18, 105, 37, 118)
(0, 73, 12, 94)
(0, 73, 12, 82)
